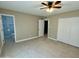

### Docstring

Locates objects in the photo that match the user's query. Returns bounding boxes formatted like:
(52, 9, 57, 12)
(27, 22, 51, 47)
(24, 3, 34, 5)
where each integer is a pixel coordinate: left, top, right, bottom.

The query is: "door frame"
(38, 19, 49, 37)
(0, 14, 16, 43)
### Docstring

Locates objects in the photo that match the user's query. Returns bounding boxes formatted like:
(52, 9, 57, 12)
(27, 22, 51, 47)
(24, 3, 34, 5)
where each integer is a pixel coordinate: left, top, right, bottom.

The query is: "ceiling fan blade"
(52, 1, 59, 7)
(54, 4, 62, 7)
(53, 6, 61, 8)
(41, 2, 48, 6)
(55, 1, 61, 5)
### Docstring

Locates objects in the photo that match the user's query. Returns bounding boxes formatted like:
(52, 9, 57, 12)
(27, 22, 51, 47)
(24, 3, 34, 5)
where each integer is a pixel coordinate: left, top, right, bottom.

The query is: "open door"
(0, 14, 16, 46)
(1, 15, 15, 45)
(0, 15, 4, 55)
(38, 20, 44, 37)
(38, 20, 48, 37)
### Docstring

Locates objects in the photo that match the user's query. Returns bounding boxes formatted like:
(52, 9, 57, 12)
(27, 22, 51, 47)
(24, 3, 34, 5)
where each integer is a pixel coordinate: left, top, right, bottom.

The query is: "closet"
(57, 17, 79, 47)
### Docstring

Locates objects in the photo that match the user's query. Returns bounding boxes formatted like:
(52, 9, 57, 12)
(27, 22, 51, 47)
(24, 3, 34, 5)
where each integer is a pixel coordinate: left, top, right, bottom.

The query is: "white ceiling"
(0, 1, 79, 16)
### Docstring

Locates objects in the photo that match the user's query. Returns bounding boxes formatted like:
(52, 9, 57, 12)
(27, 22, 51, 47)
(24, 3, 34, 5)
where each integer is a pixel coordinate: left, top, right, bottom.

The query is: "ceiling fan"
(40, 1, 62, 12)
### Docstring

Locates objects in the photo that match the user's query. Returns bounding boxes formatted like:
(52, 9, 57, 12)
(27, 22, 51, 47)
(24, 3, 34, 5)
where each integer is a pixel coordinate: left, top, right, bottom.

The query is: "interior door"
(38, 20, 44, 37)
(0, 15, 4, 48)
(2, 15, 15, 44)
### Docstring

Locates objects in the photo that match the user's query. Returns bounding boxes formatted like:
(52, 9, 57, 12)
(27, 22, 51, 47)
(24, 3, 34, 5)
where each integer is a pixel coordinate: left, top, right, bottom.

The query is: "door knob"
(7, 29, 10, 31)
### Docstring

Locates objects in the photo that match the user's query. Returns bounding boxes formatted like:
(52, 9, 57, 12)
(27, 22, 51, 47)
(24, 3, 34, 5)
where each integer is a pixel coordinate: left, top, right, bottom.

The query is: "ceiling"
(0, 1, 79, 17)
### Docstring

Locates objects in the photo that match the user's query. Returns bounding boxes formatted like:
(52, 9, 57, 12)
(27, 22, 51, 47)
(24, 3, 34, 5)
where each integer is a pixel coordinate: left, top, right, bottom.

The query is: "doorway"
(1, 15, 16, 45)
(38, 20, 48, 37)
(44, 20, 48, 36)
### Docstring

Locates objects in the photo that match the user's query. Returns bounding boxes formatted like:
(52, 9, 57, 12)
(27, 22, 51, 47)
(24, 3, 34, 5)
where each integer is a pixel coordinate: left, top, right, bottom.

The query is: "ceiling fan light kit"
(46, 8, 53, 13)
(41, 1, 62, 13)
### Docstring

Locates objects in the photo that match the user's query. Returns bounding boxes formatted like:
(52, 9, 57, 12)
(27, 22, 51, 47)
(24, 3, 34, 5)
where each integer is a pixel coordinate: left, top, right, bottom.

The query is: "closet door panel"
(70, 20, 79, 47)
(58, 17, 79, 47)
(58, 19, 71, 43)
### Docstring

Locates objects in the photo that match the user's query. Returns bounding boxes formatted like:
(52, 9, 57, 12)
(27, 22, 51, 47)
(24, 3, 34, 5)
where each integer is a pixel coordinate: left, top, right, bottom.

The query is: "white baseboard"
(48, 37, 57, 41)
(48, 37, 79, 48)
(15, 36, 39, 43)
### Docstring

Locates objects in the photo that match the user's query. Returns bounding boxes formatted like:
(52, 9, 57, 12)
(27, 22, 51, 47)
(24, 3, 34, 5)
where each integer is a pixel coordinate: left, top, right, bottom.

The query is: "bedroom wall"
(48, 10, 79, 40)
(0, 8, 39, 42)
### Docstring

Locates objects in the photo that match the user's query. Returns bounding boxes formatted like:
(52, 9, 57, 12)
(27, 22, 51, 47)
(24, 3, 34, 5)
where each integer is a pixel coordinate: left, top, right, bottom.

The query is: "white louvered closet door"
(57, 17, 79, 47)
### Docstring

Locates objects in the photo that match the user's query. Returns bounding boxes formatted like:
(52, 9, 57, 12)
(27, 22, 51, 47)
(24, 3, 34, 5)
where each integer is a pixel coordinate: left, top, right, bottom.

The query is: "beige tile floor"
(1, 36, 79, 58)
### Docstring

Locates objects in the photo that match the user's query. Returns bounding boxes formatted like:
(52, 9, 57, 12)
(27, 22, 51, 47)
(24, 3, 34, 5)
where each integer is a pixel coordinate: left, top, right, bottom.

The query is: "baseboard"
(15, 36, 39, 43)
(48, 37, 79, 48)
(57, 39, 79, 48)
(48, 37, 57, 41)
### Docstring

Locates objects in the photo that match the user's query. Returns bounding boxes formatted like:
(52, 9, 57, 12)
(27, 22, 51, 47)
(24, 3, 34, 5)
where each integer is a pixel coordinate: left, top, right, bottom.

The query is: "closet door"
(57, 17, 79, 47)
(57, 18, 71, 44)
(70, 17, 79, 47)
